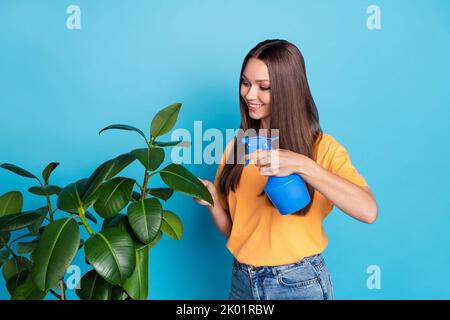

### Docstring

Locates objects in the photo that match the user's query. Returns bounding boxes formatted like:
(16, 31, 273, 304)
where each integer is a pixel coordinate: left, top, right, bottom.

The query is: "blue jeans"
(229, 253, 334, 300)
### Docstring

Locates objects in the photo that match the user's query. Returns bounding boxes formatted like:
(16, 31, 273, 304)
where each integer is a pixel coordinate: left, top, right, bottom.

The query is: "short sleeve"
(213, 140, 233, 211)
(326, 136, 369, 187)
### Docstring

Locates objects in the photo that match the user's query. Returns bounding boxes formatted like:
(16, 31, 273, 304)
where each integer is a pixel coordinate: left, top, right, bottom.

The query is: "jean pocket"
(277, 262, 320, 288)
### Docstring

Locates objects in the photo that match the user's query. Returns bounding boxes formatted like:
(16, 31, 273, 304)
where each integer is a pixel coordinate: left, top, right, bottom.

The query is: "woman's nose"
(245, 85, 259, 100)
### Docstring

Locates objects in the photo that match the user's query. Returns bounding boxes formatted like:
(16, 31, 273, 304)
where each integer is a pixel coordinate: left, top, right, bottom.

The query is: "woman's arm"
(251, 150, 378, 224)
(298, 160, 378, 224)
(193, 179, 233, 239)
(208, 205, 232, 239)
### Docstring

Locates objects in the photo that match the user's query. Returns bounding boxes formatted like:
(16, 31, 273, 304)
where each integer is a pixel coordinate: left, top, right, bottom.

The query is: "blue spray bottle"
(243, 136, 311, 215)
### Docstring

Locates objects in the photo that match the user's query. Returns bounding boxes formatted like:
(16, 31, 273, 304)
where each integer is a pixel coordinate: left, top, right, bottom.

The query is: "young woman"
(194, 39, 378, 300)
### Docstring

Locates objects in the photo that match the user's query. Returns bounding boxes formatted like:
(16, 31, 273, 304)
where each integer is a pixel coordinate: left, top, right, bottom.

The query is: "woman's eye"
(241, 81, 270, 91)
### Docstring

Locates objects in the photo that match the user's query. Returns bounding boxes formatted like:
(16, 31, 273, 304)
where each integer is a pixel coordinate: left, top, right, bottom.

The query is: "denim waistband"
(233, 253, 325, 276)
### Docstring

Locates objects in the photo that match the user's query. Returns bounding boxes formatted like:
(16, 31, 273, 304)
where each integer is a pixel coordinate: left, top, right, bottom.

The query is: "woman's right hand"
(193, 178, 218, 208)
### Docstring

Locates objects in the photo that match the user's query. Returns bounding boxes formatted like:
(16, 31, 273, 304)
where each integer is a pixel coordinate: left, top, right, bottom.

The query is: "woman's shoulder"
(316, 132, 337, 148)
(314, 133, 343, 159)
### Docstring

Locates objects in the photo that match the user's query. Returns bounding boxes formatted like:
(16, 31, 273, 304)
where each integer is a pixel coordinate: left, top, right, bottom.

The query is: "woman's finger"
(259, 166, 271, 175)
(256, 156, 270, 166)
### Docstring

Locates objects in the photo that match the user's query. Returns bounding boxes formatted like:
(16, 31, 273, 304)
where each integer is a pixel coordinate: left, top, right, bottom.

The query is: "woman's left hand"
(248, 149, 315, 177)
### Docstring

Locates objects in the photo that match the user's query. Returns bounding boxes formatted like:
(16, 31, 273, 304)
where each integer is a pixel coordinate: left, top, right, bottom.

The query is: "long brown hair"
(219, 39, 323, 216)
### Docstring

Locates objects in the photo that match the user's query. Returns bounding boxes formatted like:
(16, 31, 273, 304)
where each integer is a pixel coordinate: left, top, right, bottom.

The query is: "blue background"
(1, 0, 449, 299)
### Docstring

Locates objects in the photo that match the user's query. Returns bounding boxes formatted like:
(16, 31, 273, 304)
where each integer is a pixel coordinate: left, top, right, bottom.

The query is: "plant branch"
(135, 181, 144, 194)
(49, 289, 61, 299)
(149, 136, 155, 147)
(147, 170, 161, 179)
(45, 194, 55, 222)
(141, 171, 149, 200)
(0, 236, 17, 258)
(78, 209, 94, 236)
(37, 179, 45, 189)
(59, 280, 66, 300)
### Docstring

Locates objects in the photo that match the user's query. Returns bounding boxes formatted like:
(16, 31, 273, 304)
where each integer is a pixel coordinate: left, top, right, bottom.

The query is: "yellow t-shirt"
(213, 133, 369, 267)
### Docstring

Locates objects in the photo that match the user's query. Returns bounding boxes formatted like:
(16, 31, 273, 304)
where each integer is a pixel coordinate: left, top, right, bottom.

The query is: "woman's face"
(240, 57, 271, 123)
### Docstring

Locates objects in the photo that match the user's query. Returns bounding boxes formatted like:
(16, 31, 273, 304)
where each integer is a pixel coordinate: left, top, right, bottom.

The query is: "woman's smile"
(247, 102, 264, 112)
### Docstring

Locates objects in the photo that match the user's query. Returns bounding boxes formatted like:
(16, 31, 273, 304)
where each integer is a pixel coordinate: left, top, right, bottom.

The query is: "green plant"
(0, 102, 213, 300)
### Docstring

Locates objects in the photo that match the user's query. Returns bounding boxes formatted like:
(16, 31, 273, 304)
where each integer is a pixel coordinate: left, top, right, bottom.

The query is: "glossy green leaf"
(81, 153, 136, 204)
(10, 233, 34, 245)
(0, 231, 11, 248)
(131, 147, 164, 171)
(127, 198, 162, 244)
(102, 214, 146, 250)
(161, 210, 183, 240)
(85, 228, 135, 285)
(102, 214, 129, 231)
(111, 285, 128, 300)
(37, 226, 46, 236)
(11, 281, 47, 300)
(0, 191, 23, 217)
(76, 269, 126, 300)
(123, 247, 148, 300)
(150, 103, 181, 138)
(93, 177, 135, 218)
(7, 269, 29, 295)
(147, 188, 174, 201)
(99, 124, 148, 144)
(42, 162, 60, 185)
(159, 164, 213, 205)
(17, 240, 39, 255)
(153, 140, 191, 147)
(27, 207, 48, 235)
(0, 163, 39, 181)
(31, 218, 80, 291)
(0, 212, 42, 232)
(56, 179, 87, 214)
(28, 185, 62, 196)
(131, 191, 141, 202)
(2, 256, 32, 281)
(0, 249, 9, 266)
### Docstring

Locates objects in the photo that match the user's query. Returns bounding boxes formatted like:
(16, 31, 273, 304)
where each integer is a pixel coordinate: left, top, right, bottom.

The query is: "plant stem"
(135, 181, 144, 194)
(49, 289, 61, 299)
(59, 281, 66, 300)
(0, 236, 17, 258)
(147, 170, 161, 179)
(78, 209, 94, 236)
(45, 195, 54, 222)
(141, 171, 149, 200)
(38, 179, 54, 221)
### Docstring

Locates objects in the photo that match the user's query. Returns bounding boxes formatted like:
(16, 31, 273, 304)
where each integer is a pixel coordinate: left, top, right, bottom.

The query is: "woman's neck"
(260, 117, 270, 131)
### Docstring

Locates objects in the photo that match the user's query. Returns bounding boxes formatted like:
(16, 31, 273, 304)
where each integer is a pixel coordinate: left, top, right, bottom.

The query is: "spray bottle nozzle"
(242, 136, 279, 166)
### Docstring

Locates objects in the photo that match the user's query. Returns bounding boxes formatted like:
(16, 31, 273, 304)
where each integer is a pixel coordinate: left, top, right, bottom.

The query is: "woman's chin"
(249, 112, 268, 120)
